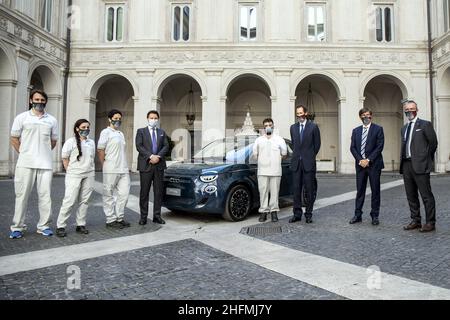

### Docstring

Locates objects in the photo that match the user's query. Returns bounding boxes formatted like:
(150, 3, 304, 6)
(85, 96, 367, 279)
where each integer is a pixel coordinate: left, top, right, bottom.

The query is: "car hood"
(166, 161, 233, 176)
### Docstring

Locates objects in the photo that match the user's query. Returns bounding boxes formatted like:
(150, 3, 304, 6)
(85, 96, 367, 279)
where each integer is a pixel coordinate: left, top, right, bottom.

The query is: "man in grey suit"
(135, 110, 169, 225)
(400, 100, 438, 233)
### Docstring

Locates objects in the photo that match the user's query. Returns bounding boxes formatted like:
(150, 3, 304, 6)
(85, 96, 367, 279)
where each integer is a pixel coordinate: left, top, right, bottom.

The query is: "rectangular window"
(375, 5, 394, 42)
(306, 4, 325, 41)
(40, 0, 52, 32)
(173, 4, 191, 41)
(105, 5, 124, 42)
(445, 0, 450, 32)
(240, 6, 257, 41)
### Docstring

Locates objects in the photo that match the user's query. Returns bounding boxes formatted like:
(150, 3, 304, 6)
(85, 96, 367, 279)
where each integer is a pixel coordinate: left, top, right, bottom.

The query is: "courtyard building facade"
(1, 0, 449, 175)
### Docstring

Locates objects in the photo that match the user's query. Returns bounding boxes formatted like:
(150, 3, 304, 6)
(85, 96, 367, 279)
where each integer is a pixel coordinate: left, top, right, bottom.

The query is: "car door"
(280, 140, 293, 196)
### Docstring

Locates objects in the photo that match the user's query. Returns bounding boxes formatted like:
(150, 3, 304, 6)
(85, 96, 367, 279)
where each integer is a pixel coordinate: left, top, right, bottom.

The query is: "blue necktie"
(152, 128, 158, 155)
(299, 124, 304, 144)
(361, 127, 368, 159)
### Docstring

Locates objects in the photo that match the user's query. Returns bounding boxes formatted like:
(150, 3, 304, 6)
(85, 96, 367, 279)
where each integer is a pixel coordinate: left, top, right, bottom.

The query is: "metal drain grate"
(244, 226, 283, 236)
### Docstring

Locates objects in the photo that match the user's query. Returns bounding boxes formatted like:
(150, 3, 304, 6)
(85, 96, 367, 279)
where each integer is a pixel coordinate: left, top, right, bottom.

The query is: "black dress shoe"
(56, 228, 66, 237)
(258, 213, 267, 222)
(371, 218, 380, 226)
(289, 216, 301, 223)
(76, 226, 89, 234)
(271, 212, 278, 222)
(153, 216, 166, 224)
(305, 217, 313, 224)
(139, 219, 147, 225)
(349, 216, 362, 224)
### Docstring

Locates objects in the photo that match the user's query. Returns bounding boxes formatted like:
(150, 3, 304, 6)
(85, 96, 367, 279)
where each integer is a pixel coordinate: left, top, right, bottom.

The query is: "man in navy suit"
(289, 105, 321, 224)
(349, 107, 385, 226)
(135, 110, 169, 225)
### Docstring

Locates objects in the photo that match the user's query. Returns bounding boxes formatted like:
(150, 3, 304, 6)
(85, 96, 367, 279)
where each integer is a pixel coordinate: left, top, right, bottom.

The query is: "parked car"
(162, 135, 296, 221)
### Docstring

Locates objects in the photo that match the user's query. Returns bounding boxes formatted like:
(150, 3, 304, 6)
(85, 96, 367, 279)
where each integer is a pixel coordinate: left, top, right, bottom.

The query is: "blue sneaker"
(9, 231, 23, 239)
(37, 228, 53, 237)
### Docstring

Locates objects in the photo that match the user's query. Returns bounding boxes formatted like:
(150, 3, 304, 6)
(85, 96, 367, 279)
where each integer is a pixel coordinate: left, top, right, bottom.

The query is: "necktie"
(361, 127, 368, 159)
(404, 122, 413, 159)
(152, 128, 158, 155)
(299, 124, 304, 144)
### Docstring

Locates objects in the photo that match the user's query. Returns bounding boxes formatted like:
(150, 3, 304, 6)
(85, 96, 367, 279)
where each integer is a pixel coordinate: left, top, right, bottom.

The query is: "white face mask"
(148, 119, 159, 128)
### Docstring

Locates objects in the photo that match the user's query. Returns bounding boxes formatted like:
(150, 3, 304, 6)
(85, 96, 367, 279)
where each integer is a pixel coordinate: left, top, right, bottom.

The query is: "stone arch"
(222, 70, 276, 98)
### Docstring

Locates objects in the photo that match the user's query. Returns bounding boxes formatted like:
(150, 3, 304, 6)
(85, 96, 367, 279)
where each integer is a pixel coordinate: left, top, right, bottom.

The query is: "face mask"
(405, 111, 417, 121)
(297, 116, 306, 124)
(362, 117, 371, 126)
(32, 103, 46, 113)
(79, 129, 90, 138)
(111, 120, 122, 128)
(148, 119, 159, 128)
(265, 127, 273, 135)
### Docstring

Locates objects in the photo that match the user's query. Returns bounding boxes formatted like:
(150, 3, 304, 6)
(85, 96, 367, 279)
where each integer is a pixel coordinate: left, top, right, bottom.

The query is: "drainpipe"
(426, 0, 436, 172)
(426, 0, 435, 126)
(61, 0, 73, 145)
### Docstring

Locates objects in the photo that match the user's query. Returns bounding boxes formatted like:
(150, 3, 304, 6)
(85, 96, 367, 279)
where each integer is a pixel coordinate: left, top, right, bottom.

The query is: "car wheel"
(223, 184, 251, 222)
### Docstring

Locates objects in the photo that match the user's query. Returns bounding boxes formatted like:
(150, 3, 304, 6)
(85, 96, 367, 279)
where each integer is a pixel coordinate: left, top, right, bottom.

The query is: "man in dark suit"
(135, 110, 169, 225)
(349, 107, 385, 226)
(289, 105, 321, 224)
(400, 100, 438, 233)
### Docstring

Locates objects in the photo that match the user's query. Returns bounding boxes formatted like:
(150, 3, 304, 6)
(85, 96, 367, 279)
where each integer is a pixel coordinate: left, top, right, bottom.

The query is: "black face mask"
(32, 103, 46, 112)
(111, 120, 122, 128)
(297, 116, 306, 123)
(362, 117, 371, 126)
(79, 129, 90, 138)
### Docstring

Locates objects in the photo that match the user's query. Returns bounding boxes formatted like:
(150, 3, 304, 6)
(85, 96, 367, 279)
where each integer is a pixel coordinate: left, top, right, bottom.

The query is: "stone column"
(132, 69, 154, 171)
(339, 69, 362, 174)
(0, 80, 17, 176)
(202, 68, 225, 147)
(272, 68, 294, 139)
(435, 95, 450, 173)
(46, 94, 63, 172)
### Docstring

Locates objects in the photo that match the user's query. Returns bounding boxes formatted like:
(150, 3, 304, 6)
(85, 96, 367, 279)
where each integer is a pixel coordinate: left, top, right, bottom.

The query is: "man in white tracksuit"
(56, 119, 95, 237)
(253, 118, 287, 223)
(9, 89, 58, 239)
(97, 109, 131, 229)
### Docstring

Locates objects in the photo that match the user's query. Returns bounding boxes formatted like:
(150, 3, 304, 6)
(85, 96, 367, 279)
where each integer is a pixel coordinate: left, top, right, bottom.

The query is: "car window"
(193, 137, 257, 164)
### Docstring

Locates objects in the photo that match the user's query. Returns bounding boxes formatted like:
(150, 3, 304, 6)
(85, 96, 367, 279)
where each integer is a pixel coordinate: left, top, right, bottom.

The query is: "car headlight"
(199, 173, 218, 183)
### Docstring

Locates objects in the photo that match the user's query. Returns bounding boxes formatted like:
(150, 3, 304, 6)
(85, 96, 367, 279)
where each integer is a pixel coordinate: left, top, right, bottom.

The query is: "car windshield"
(193, 136, 258, 163)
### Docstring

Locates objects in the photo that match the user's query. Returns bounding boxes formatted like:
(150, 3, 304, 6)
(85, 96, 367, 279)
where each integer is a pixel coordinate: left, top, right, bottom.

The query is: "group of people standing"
(8, 90, 439, 239)
(9, 90, 169, 239)
(252, 102, 438, 233)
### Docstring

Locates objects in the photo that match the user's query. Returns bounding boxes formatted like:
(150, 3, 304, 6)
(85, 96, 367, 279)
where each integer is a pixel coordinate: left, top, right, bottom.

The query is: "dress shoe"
(271, 212, 278, 222)
(305, 217, 313, 224)
(117, 220, 131, 228)
(56, 228, 66, 237)
(139, 218, 147, 225)
(403, 221, 422, 231)
(153, 216, 166, 224)
(371, 218, 380, 226)
(259, 213, 267, 222)
(289, 216, 301, 223)
(76, 226, 89, 234)
(349, 216, 362, 224)
(419, 223, 435, 233)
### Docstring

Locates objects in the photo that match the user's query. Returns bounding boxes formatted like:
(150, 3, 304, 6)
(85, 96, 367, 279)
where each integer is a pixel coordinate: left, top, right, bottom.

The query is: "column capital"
(436, 95, 450, 102)
(0, 80, 18, 87)
(270, 96, 277, 102)
(220, 96, 228, 102)
(47, 94, 63, 101)
(70, 69, 89, 77)
(204, 68, 224, 76)
(136, 68, 155, 76)
(152, 96, 162, 104)
(290, 96, 297, 102)
(410, 70, 428, 78)
(201, 96, 208, 102)
(15, 46, 33, 60)
(84, 97, 98, 104)
(342, 69, 362, 77)
(337, 96, 347, 103)
(274, 68, 293, 76)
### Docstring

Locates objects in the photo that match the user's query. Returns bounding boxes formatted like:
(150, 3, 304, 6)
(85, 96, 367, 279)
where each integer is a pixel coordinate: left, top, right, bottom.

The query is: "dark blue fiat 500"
(162, 136, 294, 221)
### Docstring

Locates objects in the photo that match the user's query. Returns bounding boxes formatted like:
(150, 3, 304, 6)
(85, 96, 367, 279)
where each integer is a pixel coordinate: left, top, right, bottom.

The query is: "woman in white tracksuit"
(97, 109, 131, 229)
(56, 119, 95, 237)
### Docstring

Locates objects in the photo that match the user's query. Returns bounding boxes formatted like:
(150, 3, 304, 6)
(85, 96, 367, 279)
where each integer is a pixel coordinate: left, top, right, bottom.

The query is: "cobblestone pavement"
(247, 175, 450, 292)
(0, 174, 160, 257)
(0, 239, 344, 300)
(0, 172, 449, 300)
